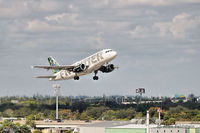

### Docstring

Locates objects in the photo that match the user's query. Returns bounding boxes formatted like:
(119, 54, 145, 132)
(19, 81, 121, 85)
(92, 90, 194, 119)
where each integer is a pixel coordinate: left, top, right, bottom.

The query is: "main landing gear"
(74, 73, 79, 80)
(73, 71, 99, 80)
(93, 70, 99, 80)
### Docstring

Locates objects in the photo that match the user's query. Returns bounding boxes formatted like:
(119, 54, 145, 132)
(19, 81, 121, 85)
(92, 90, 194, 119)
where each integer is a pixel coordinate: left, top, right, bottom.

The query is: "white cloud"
(130, 26, 150, 38)
(26, 20, 65, 31)
(96, 21, 130, 31)
(0, 0, 199, 97)
(38, 0, 60, 11)
(0, 1, 28, 18)
(89, 0, 109, 8)
(68, 4, 79, 12)
(87, 32, 105, 50)
(112, 0, 200, 7)
(0, 0, 63, 18)
(45, 13, 79, 25)
(21, 41, 37, 48)
(129, 25, 159, 38)
(68, 4, 73, 9)
(116, 9, 143, 17)
(27, 20, 49, 30)
(115, 9, 158, 18)
(145, 10, 158, 16)
(184, 48, 198, 55)
(177, 57, 191, 63)
(154, 13, 200, 38)
(113, 0, 167, 7)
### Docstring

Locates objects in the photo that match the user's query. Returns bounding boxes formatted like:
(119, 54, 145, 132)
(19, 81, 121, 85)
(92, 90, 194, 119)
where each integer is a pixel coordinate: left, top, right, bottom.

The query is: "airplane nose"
(112, 51, 117, 57)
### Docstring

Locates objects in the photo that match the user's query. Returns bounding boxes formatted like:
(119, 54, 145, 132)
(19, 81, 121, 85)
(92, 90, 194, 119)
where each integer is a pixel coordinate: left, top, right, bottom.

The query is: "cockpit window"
(105, 50, 112, 53)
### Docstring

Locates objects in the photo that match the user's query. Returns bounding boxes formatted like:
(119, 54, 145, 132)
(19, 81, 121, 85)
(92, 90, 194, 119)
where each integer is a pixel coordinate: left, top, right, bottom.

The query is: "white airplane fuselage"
(51, 49, 117, 81)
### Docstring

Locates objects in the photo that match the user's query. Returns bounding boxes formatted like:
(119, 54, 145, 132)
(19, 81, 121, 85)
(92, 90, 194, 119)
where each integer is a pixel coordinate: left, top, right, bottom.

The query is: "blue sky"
(0, 0, 200, 97)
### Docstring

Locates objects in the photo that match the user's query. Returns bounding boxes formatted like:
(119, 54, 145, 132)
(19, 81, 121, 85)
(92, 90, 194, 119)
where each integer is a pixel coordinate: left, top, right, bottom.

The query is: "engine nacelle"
(99, 64, 115, 73)
(73, 64, 86, 73)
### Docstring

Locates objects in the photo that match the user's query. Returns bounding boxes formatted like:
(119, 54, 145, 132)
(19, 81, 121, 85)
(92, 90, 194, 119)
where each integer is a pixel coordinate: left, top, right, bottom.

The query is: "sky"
(0, 0, 200, 97)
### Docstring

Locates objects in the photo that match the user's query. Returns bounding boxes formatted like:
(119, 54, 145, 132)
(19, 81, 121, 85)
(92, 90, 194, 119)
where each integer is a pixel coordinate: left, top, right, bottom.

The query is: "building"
(30, 120, 200, 133)
(79, 121, 135, 133)
(105, 124, 149, 133)
(79, 121, 200, 133)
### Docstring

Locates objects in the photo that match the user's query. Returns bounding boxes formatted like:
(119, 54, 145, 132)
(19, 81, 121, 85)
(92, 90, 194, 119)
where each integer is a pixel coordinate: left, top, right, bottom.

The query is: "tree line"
(0, 95, 200, 125)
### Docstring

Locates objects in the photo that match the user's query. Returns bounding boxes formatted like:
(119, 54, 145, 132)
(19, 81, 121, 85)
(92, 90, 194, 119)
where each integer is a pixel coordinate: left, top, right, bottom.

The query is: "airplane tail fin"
(48, 56, 60, 74)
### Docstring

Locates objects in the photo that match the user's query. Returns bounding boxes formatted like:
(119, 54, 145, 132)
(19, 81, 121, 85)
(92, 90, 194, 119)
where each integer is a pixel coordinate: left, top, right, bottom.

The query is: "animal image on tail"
(48, 57, 60, 74)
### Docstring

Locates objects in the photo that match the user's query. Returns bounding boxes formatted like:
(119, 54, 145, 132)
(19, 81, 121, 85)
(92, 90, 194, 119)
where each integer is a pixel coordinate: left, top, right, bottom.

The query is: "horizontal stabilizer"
(36, 75, 56, 78)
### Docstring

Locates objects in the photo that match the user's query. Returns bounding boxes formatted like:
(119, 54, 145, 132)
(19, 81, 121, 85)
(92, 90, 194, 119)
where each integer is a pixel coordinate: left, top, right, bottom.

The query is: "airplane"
(33, 49, 117, 81)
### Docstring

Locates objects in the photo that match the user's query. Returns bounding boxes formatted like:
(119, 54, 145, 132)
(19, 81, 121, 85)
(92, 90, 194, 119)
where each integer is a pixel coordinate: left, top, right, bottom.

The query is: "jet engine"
(73, 64, 86, 73)
(99, 64, 115, 73)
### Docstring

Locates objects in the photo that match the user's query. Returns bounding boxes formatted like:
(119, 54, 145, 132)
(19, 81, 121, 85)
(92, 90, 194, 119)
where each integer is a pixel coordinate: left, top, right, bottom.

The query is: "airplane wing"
(33, 65, 75, 71)
(36, 75, 56, 78)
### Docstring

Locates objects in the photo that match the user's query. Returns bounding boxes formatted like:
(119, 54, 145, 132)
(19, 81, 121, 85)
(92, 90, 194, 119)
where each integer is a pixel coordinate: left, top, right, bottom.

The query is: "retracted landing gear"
(93, 70, 99, 80)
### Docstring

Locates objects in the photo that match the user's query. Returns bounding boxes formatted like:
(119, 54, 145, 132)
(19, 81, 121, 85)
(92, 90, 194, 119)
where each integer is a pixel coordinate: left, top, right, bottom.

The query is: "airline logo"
(80, 51, 104, 66)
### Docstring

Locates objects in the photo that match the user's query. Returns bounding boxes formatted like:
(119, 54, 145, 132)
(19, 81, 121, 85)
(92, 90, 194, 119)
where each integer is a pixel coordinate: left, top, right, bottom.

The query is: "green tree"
(71, 101, 89, 113)
(3, 109, 14, 117)
(86, 106, 109, 120)
(192, 113, 200, 121)
(18, 124, 31, 133)
(101, 108, 136, 120)
(168, 106, 188, 114)
(101, 110, 116, 120)
(149, 107, 159, 117)
(162, 118, 176, 125)
(25, 115, 36, 128)
(33, 129, 42, 133)
(115, 108, 136, 120)
(80, 111, 89, 120)
(0, 120, 30, 133)
(135, 112, 143, 118)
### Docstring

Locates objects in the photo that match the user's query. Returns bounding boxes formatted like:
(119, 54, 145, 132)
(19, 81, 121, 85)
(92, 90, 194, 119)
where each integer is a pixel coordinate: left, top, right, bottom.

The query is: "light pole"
(146, 110, 150, 133)
(157, 107, 161, 126)
(53, 84, 60, 120)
